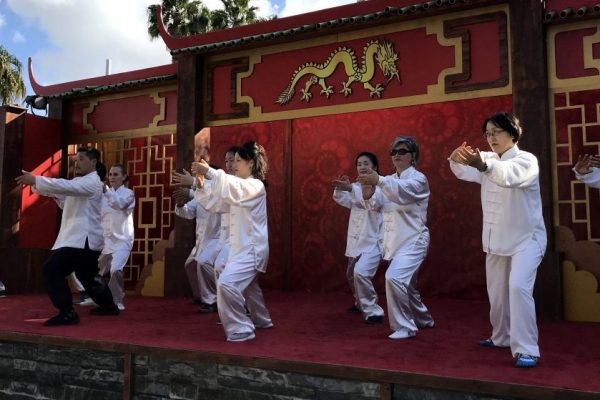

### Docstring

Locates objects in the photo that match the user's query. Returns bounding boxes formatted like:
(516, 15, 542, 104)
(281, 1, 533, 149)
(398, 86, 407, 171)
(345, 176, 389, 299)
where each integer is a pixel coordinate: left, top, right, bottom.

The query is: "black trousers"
(43, 244, 116, 313)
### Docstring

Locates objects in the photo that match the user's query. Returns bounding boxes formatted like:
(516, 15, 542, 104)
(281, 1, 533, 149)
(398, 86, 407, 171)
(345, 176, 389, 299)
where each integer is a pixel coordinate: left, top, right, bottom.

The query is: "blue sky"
(0, 0, 353, 102)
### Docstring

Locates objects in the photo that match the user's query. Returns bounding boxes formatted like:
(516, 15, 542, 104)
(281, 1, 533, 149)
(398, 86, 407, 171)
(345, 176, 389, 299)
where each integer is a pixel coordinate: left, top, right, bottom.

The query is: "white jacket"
(195, 168, 269, 272)
(101, 185, 135, 253)
(367, 167, 430, 261)
(175, 196, 221, 264)
(575, 167, 600, 189)
(34, 171, 104, 251)
(449, 145, 547, 256)
(333, 183, 382, 258)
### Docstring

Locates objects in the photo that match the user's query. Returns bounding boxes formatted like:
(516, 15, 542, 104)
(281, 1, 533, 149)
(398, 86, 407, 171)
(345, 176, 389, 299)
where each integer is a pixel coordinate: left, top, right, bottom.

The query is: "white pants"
(217, 257, 272, 339)
(486, 239, 544, 357)
(0, 280, 5, 291)
(214, 243, 230, 280)
(185, 239, 220, 304)
(350, 250, 383, 319)
(99, 250, 130, 304)
(386, 235, 433, 334)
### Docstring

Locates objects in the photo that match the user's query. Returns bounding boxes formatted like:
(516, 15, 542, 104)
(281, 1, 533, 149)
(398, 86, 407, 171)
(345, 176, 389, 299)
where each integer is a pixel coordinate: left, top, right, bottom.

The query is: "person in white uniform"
(358, 137, 434, 340)
(192, 141, 273, 342)
(172, 184, 221, 313)
(332, 152, 384, 324)
(573, 154, 600, 189)
(16, 147, 119, 325)
(98, 164, 135, 311)
(449, 112, 547, 368)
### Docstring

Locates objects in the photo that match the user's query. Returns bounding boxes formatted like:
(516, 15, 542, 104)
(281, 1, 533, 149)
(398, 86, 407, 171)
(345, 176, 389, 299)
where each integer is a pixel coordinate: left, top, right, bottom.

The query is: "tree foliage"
(0, 46, 26, 106)
(147, 0, 276, 40)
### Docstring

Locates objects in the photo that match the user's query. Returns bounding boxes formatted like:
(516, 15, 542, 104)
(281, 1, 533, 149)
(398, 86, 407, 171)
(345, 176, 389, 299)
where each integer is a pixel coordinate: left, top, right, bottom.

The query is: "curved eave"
(157, 0, 484, 54)
(29, 58, 178, 98)
(45, 74, 177, 100)
(543, 4, 600, 23)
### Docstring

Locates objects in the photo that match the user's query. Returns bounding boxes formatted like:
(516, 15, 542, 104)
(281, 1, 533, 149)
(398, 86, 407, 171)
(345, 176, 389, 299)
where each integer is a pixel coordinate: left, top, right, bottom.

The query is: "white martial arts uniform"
(333, 183, 383, 319)
(98, 185, 135, 305)
(575, 167, 600, 189)
(195, 168, 273, 340)
(450, 145, 547, 358)
(367, 167, 434, 336)
(175, 196, 221, 305)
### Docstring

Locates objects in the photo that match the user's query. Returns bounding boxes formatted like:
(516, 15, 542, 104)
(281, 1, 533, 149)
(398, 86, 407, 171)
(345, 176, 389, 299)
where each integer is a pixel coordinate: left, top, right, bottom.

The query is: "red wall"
(19, 114, 61, 248)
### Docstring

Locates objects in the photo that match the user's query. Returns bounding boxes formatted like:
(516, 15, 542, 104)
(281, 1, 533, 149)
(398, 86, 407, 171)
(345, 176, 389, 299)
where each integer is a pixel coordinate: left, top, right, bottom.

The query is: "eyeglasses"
(483, 128, 505, 139)
(390, 148, 412, 156)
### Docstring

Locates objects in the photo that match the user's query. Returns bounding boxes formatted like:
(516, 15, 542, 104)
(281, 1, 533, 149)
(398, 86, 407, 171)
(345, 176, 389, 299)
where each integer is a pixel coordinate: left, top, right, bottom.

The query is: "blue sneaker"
(515, 353, 538, 368)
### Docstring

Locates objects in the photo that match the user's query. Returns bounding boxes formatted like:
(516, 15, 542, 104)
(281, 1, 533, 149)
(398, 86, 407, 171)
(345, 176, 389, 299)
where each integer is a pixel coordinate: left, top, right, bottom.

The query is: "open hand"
(15, 170, 37, 186)
(331, 175, 352, 191)
(172, 169, 195, 187)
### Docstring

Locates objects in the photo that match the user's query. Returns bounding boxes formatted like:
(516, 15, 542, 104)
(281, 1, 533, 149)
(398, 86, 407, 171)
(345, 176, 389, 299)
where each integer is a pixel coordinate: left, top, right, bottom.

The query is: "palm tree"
(210, 0, 260, 30)
(0, 46, 26, 106)
(147, 0, 212, 40)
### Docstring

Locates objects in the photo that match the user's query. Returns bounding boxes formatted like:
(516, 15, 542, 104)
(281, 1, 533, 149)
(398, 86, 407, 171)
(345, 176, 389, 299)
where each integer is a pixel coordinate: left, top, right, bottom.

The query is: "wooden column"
(510, 0, 562, 320)
(164, 53, 203, 297)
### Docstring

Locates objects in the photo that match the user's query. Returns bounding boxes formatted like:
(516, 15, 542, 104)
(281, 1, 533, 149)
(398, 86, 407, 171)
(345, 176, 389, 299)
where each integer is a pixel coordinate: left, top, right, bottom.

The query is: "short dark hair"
(482, 112, 522, 143)
(355, 152, 379, 172)
(77, 147, 105, 177)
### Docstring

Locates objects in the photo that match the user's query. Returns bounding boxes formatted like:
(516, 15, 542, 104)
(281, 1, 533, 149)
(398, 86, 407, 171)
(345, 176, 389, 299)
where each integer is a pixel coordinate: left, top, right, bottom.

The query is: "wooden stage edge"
(0, 330, 597, 400)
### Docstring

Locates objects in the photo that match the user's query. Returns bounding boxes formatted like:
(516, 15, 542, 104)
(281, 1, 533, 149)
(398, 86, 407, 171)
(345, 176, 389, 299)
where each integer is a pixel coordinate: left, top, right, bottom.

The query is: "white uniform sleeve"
(105, 187, 135, 211)
(333, 183, 365, 209)
(174, 199, 198, 220)
(205, 168, 265, 208)
(35, 174, 101, 197)
(484, 152, 539, 189)
(194, 179, 230, 213)
(575, 168, 600, 189)
(449, 159, 483, 184)
(377, 172, 429, 205)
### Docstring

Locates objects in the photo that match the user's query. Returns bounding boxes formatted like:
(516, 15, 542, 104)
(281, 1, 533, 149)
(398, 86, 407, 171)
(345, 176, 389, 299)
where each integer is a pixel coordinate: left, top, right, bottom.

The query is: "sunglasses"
(390, 149, 412, 156)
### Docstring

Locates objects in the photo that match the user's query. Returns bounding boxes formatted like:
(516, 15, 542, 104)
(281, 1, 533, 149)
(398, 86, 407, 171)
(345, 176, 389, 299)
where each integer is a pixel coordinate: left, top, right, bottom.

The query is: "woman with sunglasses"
(357, 136, 434, 340)
(332, 152, 384, 324)
(448, 112, 546, 368)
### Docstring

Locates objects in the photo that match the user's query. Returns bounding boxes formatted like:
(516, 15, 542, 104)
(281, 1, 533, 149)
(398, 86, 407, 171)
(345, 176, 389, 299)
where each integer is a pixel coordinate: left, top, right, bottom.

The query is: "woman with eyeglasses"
(573, 154, 600, 189)
(357, 136, 434, 340)
(331, 152, 384, 324)
(448, 112, 546, 368)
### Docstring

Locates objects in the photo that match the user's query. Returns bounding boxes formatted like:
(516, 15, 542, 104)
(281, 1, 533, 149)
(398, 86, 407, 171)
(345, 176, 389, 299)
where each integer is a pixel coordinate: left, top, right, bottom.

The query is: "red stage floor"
(1, 292, 599, 397)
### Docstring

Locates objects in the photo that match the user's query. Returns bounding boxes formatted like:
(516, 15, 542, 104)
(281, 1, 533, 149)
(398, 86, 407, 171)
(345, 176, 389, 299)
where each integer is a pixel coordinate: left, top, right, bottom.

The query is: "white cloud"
(279, 0, 355, 17)
(5, 0, 355, 86)
(12, 30, 25, 43)
(6, 0, 172, 85)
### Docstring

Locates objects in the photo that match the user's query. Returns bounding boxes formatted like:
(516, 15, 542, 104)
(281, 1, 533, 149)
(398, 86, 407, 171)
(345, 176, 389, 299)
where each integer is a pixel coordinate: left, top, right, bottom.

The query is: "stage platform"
(1, 292, 599, 400)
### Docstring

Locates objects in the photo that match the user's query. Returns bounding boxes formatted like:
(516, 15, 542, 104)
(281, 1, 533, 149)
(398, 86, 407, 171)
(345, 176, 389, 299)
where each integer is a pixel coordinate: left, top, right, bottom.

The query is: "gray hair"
(390, 136, 419, 166)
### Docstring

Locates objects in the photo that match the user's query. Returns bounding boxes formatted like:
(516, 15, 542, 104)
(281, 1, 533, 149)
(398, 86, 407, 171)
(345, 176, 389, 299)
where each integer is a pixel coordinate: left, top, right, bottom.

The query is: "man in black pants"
(16, 147, 119, 325)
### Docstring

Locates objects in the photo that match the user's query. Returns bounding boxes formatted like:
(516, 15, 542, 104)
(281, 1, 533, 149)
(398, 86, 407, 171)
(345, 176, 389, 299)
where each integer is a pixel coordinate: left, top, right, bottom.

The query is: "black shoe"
(347, 305, 361, 314)
(365, 315, 383, 324)
(90, 306, 120, 316)
(44, 311, 80, 326)
(0, 290, 6, 298)
(198, 303, 218, 314)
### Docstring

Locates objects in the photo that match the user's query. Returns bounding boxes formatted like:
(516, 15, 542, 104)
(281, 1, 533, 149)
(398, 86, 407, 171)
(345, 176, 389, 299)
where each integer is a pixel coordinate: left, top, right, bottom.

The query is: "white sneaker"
(79, 297, 97, 306)
(116, 302, 125, 311)
(388, 329, 416, 340)
(227, 332, 256, 342)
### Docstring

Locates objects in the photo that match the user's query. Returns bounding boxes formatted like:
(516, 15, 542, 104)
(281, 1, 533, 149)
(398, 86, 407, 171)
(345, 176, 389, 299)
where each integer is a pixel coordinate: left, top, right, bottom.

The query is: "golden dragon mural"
(275, 39, 400, 105)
